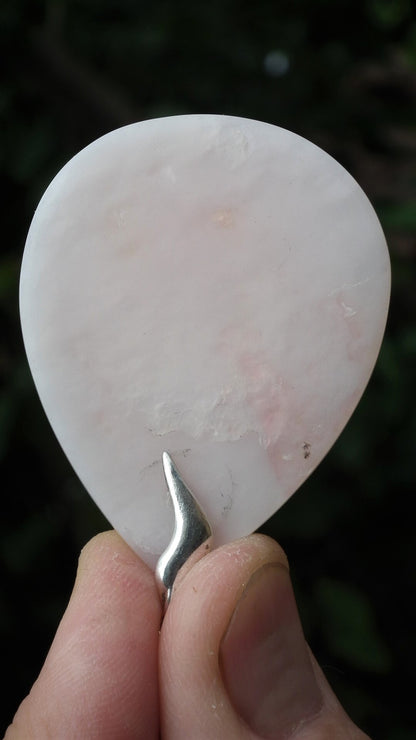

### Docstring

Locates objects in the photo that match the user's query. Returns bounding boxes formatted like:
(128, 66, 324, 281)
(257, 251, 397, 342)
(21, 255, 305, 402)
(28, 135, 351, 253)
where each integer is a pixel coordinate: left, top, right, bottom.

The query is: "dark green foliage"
(1, 1, 415, 736)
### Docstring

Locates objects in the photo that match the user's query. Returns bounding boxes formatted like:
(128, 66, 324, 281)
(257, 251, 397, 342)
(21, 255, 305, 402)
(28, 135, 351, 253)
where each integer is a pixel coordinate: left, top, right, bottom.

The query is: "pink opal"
(20, 115, 390, 565)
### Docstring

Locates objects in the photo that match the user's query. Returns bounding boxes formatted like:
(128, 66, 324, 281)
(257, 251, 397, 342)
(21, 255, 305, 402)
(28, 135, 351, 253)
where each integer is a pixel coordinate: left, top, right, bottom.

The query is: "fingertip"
(6, 530, 161, 740)
(171, 532, 289, 603)
(74, 529, 156, 599)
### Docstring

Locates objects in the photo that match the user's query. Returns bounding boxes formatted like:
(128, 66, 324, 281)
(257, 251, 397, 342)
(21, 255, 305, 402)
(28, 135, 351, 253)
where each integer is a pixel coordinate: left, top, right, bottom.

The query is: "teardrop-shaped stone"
(20, 115, 390, 566)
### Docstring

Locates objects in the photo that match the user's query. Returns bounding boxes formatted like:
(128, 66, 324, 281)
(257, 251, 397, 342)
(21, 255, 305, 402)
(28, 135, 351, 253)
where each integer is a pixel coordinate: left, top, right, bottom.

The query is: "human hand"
(5, 531, 370, 739)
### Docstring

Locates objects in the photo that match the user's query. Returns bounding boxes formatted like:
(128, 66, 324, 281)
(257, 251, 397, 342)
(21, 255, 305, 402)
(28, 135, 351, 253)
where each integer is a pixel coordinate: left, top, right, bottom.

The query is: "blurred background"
(1, 0, 415, 736)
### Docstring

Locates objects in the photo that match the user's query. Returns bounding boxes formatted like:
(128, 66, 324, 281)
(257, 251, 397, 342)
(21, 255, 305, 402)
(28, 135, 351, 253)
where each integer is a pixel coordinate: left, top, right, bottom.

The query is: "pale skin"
(5, 531, 370, 739)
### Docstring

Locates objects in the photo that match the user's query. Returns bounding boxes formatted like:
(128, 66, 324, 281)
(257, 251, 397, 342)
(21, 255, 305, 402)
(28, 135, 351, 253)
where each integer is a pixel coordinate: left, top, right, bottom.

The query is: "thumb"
(160, 534, 370, 739)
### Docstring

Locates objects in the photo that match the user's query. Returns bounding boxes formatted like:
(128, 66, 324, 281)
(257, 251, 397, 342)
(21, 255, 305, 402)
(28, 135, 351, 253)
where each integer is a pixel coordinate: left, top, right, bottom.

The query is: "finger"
(6, 531, 161, 740)
(159, 533, 370, 739)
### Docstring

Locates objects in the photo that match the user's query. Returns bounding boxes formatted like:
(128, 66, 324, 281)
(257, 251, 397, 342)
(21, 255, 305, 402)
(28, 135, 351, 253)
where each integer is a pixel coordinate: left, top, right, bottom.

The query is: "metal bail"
(155, 452, 213, 610)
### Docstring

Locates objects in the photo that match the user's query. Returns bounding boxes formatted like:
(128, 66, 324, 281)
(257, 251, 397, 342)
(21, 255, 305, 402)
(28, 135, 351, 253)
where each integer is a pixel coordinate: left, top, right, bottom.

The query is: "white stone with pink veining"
(20, 115, 390, 566)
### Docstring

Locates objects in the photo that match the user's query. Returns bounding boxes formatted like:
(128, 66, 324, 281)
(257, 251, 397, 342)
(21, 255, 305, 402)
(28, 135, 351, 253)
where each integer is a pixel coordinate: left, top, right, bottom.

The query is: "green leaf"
(379, 203, 416, 233)
(368, 0, 412, 29)
(316, 578, 392, 673)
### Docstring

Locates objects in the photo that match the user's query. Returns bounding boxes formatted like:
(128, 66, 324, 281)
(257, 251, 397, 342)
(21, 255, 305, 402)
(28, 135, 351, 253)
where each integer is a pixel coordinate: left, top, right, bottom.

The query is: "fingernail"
(220, 563, 323, 739)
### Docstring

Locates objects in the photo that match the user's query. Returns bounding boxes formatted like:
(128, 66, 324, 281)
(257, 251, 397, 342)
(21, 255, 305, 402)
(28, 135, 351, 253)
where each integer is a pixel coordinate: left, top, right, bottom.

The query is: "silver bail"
(155, 451, 213, 610)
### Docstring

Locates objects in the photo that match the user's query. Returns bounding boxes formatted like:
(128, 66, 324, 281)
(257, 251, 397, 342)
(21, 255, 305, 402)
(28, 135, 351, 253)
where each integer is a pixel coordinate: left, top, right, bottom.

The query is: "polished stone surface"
(20, 115, 390, 566)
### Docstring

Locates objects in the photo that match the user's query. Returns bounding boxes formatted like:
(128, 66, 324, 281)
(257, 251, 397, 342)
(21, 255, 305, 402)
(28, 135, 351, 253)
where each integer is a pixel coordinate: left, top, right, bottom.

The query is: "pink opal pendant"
(20, 115, 390, 567)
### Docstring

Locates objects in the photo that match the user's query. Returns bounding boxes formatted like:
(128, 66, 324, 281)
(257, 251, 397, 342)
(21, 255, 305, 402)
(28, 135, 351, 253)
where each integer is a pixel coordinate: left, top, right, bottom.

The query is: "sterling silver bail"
(155, 452, 213, 610)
